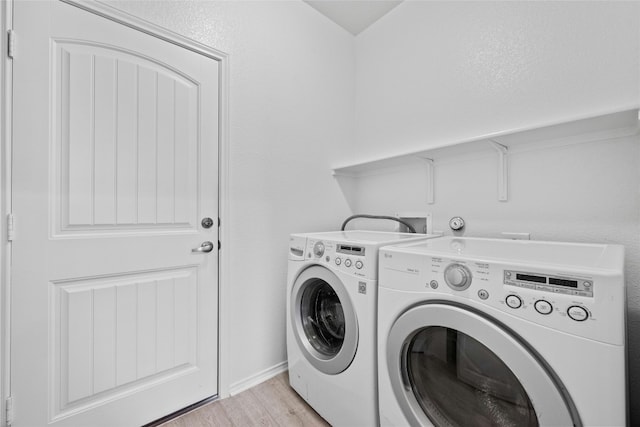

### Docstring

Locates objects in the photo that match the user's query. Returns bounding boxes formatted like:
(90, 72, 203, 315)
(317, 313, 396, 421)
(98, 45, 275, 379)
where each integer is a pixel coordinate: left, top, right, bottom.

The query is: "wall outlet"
(501, 232, 530, 240)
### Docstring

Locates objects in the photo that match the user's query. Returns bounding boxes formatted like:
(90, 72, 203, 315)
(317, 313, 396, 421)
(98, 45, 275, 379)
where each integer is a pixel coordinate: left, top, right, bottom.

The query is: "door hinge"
(5, 396, 14, 426)
(7, 213, 14, 241)
(7, 30, 15, 59)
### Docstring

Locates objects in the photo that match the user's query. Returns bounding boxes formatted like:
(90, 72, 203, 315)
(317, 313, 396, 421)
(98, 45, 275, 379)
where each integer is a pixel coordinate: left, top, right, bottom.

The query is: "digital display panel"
(516, 274, 546, 284)
(549, 278, 578, 288)
(337, 245, 365, 255)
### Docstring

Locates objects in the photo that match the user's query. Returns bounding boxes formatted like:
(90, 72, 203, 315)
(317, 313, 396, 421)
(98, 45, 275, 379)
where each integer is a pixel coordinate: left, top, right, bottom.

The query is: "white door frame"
(0, 2, 231, 424)
(1, 1, 14, 425)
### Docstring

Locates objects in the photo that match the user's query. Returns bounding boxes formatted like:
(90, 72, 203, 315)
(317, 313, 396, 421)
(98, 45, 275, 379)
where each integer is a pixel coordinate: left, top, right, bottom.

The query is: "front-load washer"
(378, 237, 626, 427)
(287, 230, 441, 426)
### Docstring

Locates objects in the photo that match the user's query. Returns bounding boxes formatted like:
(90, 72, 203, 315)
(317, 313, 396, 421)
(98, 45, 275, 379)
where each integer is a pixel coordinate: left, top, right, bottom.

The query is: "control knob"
(313, 242, 325, 258)
(444, 263, 472, 291)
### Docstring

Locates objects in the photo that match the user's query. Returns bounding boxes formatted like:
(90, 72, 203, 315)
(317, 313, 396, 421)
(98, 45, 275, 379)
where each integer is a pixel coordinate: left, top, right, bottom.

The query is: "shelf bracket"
(416, 157, 435, 204)
(489, 140, 508, 202)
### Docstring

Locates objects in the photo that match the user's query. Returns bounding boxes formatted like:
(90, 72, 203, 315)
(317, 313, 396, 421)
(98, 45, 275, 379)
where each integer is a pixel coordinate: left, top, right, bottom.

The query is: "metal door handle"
(192, 241, 214, 253)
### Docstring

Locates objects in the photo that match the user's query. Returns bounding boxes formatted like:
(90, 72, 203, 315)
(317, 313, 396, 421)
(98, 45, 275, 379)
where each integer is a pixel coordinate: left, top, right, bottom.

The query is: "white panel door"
(11, 1, 219, 426)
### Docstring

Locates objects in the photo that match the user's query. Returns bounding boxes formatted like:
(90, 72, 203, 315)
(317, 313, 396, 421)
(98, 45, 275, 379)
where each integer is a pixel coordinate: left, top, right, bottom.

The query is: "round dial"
(443, 263, 472, 291)
(313, 241, 325, 257)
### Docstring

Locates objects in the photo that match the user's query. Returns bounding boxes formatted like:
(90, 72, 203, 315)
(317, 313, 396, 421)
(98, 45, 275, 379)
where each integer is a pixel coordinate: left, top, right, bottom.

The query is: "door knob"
(192, 241, 214, 253)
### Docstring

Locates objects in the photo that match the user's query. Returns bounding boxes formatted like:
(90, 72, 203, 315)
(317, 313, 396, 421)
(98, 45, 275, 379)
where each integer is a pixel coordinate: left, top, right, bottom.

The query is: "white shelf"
(332, 107, 640, 202)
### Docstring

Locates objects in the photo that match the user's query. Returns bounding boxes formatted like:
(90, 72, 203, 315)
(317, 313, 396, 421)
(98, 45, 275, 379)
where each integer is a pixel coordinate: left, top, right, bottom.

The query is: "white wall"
(105, 0, 355, 393)
(352, 1, 640, 424)
(354, 1, 638, 158)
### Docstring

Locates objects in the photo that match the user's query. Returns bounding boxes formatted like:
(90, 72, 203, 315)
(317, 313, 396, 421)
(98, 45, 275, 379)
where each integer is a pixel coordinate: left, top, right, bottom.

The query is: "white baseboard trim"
(228, 361, 288, 396)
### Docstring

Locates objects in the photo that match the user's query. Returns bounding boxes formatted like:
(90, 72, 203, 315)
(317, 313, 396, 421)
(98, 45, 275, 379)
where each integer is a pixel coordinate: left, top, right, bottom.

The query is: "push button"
(335, 257, 342, 266)
(345, 259, 352, 268)
(505, 294, 522, 309)
(355, 260, 363, 269)
(534, 300, 553, 315)
(567, 305, 589, 322)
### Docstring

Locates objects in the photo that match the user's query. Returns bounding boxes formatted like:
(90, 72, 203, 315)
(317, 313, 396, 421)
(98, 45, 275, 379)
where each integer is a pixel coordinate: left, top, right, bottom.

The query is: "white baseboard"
(228, 361, 288, 396)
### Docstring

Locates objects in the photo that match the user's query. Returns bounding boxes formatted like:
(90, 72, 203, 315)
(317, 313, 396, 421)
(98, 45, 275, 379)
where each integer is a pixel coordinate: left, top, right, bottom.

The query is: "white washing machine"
(287, 230, 441, 426)
(378, 237, 627, 427)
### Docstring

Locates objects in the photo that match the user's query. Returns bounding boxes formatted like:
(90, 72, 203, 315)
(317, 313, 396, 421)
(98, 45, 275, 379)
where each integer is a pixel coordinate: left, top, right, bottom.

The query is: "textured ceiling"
(304, 0, 403, 35)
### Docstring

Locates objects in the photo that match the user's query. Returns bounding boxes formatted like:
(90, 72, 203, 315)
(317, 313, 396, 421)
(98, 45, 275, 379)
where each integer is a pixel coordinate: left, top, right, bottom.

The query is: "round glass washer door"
(387, 302, 579, 427)
(291, 265, 358, 375)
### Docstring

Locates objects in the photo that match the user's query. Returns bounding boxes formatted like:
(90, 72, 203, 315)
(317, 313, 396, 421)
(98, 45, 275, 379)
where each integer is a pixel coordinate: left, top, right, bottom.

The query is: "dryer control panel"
(504, 270, 593, 297)
(426, 257, 602, 330)
(379, 242, 625, 346)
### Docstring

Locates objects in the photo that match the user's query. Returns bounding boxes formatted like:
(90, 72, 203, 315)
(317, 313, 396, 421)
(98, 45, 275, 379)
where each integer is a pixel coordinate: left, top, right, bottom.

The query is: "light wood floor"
(159, 371, 330, 427)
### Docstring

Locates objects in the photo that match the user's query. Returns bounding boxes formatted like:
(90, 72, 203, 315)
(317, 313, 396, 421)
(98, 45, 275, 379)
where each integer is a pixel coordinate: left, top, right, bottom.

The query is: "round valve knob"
(449, 216, 465, 231)
(444, 263, 472, 291)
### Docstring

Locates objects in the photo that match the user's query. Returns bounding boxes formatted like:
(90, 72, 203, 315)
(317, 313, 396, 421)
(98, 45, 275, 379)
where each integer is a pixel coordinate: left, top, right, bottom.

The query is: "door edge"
(1, 0, 14, 425)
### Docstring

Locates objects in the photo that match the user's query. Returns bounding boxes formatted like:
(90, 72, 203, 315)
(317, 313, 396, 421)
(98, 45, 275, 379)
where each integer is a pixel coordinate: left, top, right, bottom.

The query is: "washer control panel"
(304, 239, 371, 278)
(504, 270, 593, 297)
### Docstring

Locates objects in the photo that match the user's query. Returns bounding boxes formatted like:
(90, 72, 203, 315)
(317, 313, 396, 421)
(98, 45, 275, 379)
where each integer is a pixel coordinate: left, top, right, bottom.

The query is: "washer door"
(291, 266, 358, 375)
(387, 302, 580, 427)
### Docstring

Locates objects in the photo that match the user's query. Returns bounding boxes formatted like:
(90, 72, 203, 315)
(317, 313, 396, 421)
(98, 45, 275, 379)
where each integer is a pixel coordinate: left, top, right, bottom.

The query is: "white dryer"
(378, 237, 626, 427)
(287, 231, 440, 426)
